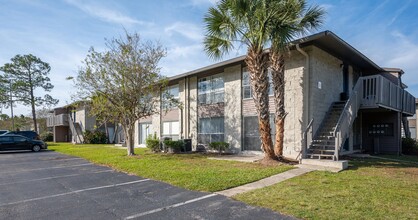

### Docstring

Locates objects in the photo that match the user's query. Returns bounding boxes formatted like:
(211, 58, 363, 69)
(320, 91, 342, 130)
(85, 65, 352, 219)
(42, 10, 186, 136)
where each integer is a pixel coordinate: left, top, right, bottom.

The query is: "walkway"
(217, 167, 314, 197)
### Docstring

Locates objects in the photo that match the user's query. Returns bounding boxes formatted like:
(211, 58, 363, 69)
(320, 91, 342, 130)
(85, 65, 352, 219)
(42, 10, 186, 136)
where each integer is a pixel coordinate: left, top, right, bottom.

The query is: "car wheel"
(32, 145, 41, 152)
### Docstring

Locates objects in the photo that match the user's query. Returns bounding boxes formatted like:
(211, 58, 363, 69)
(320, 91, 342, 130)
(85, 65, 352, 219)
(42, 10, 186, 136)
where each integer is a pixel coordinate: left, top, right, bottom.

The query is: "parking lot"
(0, 150, 294, 220)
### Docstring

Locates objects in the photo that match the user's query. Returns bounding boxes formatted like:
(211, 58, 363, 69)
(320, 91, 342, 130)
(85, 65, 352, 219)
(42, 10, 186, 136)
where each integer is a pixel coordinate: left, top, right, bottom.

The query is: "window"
(162, 121, 179, 140)
(0, 136, 13, 142)
(242, 67, 273, 99)
(242, 115, 275, 151)
(139, 123, 152, 145)
(198, 117, 224, 145)
(13, 136, 27, 142)
(162, 84, 179, 109)
(198, 74, 224, 105)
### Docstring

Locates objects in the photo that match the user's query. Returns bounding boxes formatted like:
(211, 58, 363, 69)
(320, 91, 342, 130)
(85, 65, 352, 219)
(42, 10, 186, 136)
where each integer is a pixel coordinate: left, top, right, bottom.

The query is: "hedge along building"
(134, 31, 416, 161)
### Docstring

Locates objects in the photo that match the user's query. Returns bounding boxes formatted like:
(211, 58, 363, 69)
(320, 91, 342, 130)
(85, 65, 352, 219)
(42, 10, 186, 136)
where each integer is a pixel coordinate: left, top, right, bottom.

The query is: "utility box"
(182, 139, 192, 152)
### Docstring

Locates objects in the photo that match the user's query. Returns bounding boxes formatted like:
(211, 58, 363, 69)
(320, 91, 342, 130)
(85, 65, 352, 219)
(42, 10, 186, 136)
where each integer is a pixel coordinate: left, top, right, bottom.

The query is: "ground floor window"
(139, 123, 152, 145)
(410, 127, 416, 139)
(162, 121, 179, 140)
(198, 117, 224, 145)
(243, 115, 275, 151)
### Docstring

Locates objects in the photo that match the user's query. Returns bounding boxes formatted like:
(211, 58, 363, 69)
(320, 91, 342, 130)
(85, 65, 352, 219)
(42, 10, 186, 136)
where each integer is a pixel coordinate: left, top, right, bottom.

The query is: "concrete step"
(312, 143, 334, 148)
(301, 159, 348, 171)
(309, 149, 334, 154)
(307, 154, 334, 160)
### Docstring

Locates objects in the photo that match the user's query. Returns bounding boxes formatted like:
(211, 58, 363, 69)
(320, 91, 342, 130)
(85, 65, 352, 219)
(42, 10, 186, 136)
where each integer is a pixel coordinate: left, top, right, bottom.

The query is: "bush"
(40, 132, 53, 142)
(146, 134, 160, 152)
(402, 137, 418, 155)
(209, 141, 230, 154)
(164, 140, 184, 153)
(83, 130, 107, 144)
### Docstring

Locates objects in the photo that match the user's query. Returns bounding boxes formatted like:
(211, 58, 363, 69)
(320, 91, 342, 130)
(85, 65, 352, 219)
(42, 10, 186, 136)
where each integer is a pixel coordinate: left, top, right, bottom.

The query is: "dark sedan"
(0, 134, 47, 152)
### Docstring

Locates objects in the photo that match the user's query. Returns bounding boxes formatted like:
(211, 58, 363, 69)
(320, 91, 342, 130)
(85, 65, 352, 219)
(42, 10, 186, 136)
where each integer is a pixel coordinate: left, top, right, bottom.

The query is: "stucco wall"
(309, 47, 343, 136)
(151, 97, 161, 138)
(224, 64, 242, 153)
(189, 76, 198, 149)
(281, 51, 306, 159)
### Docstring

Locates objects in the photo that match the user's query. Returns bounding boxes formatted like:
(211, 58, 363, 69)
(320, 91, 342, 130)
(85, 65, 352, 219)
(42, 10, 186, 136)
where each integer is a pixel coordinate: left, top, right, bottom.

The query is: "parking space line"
(0, 179, 150, 207)
(0, 170, 114, 186)
(124, 194, 218, 219)
(0, 157, 84, 166)
(0, 163, 93, 174)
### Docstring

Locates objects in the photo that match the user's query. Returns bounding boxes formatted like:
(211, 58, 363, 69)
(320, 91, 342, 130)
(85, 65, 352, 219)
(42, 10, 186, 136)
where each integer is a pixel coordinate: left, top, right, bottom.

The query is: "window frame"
(242, 67, 274, 100)
(198, 74, 225, 105)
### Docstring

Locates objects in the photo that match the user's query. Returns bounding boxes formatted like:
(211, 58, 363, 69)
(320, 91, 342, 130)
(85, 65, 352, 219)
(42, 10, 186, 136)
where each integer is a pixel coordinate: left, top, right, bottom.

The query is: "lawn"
(48, 143, 293, 192)
(234, 156, 418, 220)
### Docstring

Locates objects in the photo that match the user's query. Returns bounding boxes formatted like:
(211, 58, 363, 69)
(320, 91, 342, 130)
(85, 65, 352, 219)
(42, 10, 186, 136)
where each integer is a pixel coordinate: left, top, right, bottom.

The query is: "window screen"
(162, 121, 179, 140)
(243, 115, 275, 151)
(242, 67, 273, 99)
(198, 117, 225, 145)
(198, 74, 224, 105)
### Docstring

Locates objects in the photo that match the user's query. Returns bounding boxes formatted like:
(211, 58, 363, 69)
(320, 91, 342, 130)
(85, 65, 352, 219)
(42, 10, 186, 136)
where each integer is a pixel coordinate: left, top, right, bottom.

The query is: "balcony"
(361, 75, 415, 115)
(47, 114, 69, 127)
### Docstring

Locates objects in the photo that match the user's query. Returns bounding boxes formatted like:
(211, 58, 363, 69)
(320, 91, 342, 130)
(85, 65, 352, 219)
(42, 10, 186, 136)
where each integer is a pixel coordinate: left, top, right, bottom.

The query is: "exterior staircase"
(307, 101, 346, 160)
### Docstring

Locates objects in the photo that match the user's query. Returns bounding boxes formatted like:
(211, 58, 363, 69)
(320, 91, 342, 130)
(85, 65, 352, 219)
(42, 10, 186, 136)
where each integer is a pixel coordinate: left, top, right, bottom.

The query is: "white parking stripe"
(0, 163, 93, 174)
(0, 170, 114, 186)
(0, 157, 84, 166)
(0, 179, 150, 207)
(124, 194, 218, 219)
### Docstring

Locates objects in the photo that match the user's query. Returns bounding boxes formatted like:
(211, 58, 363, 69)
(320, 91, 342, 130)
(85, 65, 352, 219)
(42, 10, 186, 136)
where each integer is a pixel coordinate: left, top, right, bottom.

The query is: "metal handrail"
(333, 78, 363, 161)
(68, 114, 83, 144)
(302, 118, 314, 160)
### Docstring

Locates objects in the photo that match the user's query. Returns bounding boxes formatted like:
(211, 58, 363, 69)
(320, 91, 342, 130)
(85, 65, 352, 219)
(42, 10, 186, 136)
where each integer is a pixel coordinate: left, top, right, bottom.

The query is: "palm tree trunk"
(246, 48, 276, 160)
(270, 52, 286, 157)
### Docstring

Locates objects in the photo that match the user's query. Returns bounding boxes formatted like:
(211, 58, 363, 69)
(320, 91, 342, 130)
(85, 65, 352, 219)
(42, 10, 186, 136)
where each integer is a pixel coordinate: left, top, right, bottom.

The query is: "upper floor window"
(162, 84, 179, 109)
(198, 74, 224, 105)
(242, 67, 273, 99)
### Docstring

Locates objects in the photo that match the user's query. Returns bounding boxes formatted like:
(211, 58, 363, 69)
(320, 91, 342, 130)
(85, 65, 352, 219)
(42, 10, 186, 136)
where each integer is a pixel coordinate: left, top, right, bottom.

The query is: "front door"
(140, 123, 152, 145)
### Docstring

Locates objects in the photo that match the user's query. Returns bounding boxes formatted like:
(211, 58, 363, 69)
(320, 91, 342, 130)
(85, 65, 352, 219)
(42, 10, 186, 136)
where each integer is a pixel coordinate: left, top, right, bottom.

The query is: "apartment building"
(134, 31, 416, 161)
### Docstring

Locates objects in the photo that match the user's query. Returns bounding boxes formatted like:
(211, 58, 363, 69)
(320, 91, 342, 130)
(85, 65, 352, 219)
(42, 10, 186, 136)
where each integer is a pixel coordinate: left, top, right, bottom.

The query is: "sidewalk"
(216, 167, 314, 197)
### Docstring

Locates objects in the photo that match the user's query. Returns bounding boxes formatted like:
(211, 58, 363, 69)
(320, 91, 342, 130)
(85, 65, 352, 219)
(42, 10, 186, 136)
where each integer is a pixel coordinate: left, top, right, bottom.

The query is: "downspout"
(296, 44, 310, 128)
(297, 44, 310, 161)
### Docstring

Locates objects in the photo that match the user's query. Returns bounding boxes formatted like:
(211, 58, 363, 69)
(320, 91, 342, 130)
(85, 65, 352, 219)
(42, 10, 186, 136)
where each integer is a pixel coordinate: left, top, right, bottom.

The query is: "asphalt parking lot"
(0, 150, 294, 220)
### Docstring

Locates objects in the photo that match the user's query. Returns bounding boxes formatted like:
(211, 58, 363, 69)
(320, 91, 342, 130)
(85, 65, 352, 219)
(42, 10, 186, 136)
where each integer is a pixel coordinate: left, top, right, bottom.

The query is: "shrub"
(209, 141, 230, 154)
(402, 137, 418, 155)
(40, 132, 53, 142)
(83, 130, 107, 144)
(146, 134, 160, 152)
(164, 140, 184, 153)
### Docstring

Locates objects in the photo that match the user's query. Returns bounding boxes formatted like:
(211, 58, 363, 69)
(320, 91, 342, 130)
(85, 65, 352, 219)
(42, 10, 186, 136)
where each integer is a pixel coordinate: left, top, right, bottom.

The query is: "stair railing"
(302, 118, 314, 160)
(68, 114, 83, 144)
(333, 78, 363, 160)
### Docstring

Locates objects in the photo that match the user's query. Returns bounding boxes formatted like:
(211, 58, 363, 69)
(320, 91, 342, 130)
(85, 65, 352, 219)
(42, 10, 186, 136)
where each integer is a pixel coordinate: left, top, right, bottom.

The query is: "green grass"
(234, 157, 418, 220)
(48, 143, 292, 192)
(374, 154, 418, 163)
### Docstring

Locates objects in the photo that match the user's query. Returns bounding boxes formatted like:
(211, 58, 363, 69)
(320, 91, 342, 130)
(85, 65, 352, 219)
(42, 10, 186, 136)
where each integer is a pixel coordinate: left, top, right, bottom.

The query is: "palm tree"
(268, 0, 325, 157)
(204, 0, 277, 161)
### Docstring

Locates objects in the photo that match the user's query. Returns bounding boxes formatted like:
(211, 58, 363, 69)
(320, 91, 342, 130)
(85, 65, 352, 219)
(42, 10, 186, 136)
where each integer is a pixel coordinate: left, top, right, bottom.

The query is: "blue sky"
(1, 0, 417, 116)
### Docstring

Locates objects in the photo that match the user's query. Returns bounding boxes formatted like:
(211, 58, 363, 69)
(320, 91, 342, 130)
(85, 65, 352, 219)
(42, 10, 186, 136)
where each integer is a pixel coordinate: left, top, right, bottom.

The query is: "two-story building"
(47, 102, 122, 144)
(134, 31, 416, 162)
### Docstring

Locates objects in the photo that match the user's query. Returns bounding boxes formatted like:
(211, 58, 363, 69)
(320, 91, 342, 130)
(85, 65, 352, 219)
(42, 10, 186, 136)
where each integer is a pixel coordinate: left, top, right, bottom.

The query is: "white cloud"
(64, 0, 153, 26)
(164, 22, 203, 42)
(190, 0, 218, 6)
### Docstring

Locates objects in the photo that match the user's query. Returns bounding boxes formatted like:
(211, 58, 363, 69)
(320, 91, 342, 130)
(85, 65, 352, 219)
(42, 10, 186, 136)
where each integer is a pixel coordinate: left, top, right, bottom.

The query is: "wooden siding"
(198, 103, 224, 118)
(242, 97, 275, 116)
(162, 109, 179, 122)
